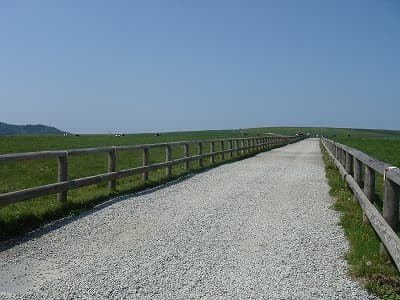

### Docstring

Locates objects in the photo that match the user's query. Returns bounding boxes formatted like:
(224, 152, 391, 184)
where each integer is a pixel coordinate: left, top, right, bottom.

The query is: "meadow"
(1, 126, 399, 242)
(0, 128, 294, 241)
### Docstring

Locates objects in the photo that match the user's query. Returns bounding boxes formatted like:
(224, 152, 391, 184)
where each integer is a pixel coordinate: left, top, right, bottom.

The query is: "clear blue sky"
(1, 1, 399, 133)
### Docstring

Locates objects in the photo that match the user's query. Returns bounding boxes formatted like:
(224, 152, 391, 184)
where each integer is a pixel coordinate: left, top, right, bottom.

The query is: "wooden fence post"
(142, 147, 149, 182)
(364, 166, 375, 204)
(346, 152, 353, 176)
(210, 142, 215, 164)
(340, 148, 345, 165)
(383, 178, 399, 231)
(354, 158, 362, 187)
(166, 145, 171, 177)
(57, 152, 68, 202)
(221, 141, 225, 160)
(198, 142, 203, 167)
(184, 143, 189, 171)
(229, 140, 233, 158)
(236, 139, 240, 156)
(381, 178, 400, 255)
(108, 147, 116, 191)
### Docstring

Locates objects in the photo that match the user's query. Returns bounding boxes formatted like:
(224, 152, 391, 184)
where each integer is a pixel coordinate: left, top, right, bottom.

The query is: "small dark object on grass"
(75, 134, 80, 137)
(154, 133, 161, 136)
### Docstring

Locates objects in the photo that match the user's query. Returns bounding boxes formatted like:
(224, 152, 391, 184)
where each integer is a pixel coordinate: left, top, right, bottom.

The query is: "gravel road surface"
(0, 139, 375, 299)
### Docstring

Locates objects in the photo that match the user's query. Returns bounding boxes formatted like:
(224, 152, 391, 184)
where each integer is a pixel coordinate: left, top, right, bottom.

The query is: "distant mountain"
(0, 122, 64, 135)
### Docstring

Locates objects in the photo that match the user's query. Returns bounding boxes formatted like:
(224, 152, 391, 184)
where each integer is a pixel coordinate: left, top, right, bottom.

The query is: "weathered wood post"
(383, 178, 399, 231)
(364, 166, 375, 204)
(229, 140, 233, 158)
(198, 142, 203, 167)
(345, 152, 353, 176)
(354, 158, 362, 187)
(57, 152, 68, 202)
(184, 143, 189, 171)
(221, 141, 225, 160)
(236, 139, 240, 156)
(381, 177, 400, 255)
(340, 148, 344, 165)
(210, 141, 215, 164)
(108, 147, 116, 191)
(142, 147, 149, 182)
(165, 144, 172, 177)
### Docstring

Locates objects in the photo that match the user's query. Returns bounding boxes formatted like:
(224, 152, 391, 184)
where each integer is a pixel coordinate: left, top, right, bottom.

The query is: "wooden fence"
(322, 138, 400, 270)
(0, 135, 304, 208)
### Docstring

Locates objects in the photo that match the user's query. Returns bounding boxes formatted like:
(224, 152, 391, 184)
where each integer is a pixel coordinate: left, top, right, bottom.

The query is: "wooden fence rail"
(322, 138, 400, 271)
(0, 135, 305, 207)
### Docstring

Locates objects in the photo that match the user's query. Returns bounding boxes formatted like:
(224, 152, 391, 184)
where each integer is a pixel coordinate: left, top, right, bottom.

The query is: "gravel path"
(0, 139, 374, 299)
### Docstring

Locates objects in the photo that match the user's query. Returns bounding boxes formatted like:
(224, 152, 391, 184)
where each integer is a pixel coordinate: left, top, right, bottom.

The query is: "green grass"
(321, 143, 400, 299)
(1, 126, 400, 242)
(0, 128, 296, 241)
(332, 137, 400, 213)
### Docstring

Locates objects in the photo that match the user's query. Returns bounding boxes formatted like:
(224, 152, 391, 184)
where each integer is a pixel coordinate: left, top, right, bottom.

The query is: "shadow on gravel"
(0, 146, 286, 251)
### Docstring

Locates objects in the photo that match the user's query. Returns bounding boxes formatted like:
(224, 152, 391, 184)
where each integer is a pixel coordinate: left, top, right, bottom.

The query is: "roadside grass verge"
(333, 137, 400, 214)
(0, 145, 272, 242)
(321, 143, 400, 299)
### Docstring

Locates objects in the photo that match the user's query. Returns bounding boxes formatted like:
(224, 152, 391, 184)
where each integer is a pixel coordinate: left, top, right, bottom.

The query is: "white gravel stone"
(0, 139, 376, 299)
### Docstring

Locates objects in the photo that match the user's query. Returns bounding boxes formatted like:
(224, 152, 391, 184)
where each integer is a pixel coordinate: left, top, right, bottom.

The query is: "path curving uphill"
(0, 139, 374, 299)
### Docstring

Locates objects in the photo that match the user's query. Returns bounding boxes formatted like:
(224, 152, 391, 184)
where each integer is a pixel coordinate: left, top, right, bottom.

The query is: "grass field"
(0, 127, 302, 241)
(1, 126, 399, 242)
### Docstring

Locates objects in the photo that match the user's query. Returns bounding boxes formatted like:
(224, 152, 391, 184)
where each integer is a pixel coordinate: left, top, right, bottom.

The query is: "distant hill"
(0, 122, 64, 135)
